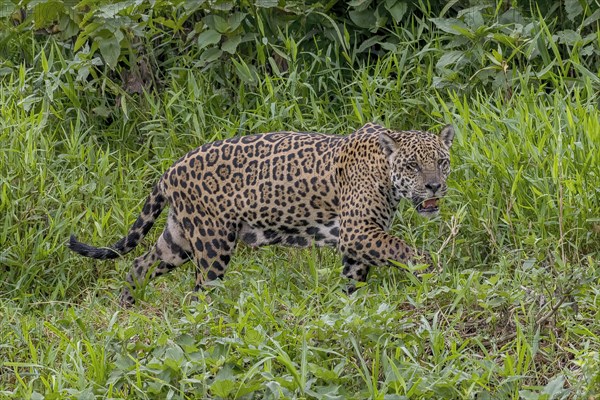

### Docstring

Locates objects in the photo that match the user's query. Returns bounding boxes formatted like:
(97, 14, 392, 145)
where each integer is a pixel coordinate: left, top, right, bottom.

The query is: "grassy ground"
(1, 30, 600, 399)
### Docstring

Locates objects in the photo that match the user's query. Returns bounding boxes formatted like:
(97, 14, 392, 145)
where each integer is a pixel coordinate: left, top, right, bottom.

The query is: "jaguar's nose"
(425, 182, 441, 194)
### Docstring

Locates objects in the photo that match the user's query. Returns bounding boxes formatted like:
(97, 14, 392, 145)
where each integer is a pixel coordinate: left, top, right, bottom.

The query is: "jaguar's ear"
(439, 125, 455, 149)
(379, 131, 399, 157)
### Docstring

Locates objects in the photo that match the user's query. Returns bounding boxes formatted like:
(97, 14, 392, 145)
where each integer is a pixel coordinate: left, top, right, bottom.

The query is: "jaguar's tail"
(68, 184, 167, 260)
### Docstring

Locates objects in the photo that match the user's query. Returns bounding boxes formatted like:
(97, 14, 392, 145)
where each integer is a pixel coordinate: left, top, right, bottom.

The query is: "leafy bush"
(431, 1, 600, 92)
(1, 0, 598, 101)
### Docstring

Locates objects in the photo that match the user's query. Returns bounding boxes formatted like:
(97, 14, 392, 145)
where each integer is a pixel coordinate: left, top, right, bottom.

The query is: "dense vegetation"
(1, 0, 599, 398)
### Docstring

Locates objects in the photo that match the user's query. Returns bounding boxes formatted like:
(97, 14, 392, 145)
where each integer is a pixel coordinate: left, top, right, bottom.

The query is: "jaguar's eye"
(407, 162, 420, 171)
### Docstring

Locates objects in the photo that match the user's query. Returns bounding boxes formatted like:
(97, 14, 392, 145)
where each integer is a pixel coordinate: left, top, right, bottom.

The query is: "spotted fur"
(68, 123, 454, 306)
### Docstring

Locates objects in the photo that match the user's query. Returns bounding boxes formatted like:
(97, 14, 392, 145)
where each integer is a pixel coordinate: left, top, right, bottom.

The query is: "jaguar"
(69, 122, 454, 306)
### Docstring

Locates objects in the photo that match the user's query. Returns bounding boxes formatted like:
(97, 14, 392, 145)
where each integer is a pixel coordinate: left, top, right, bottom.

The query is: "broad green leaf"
(255, 0, 278, 8)
(211, 379, 235, 398)
(58, 14, 80, 39)
(564, 0, 583, 22)
(436, 50, 465, 69)
(463, 9, 484, 30)
(183, 0, 207, 12)
(385, 0, 407, 23)
(349, 9, 376, 29)
(210, 365, 236, 398)
(97, 0, 135, 18)
(583, 8, 600, 27)
(212, 15, 230, 33)
(198, 47, 222, 66)
(581, 45, 594, 57)
(430, 18, 471, 36)
(349, 0, 372, 11)
(357, 35, 382, 53)
(555, 29, 581, 45)
(32, 0, 63, 29)
(221, 35, 241, 54)
(234, 383, 263, 397)
(542, 375, 567, 397)
(95, 31, 121, 69)
(153, 17, 178, 30)
(74, 21, 101, 51)
(499, 7, 526, 24)
(197, 29, 221, 50)
(0, 0, 16, 18)
(211, 0, 234, 11)
(451, 25, 476, 39)
(228, 12, 247, 32)
(92, 106, 112, 118)
(518, 390, 540, 400)
(349, 0, 371, 7)
(380, 41, 397, 51)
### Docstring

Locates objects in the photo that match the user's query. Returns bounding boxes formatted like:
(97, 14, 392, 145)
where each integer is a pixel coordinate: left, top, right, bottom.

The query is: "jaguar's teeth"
(423, 198, 439, 209)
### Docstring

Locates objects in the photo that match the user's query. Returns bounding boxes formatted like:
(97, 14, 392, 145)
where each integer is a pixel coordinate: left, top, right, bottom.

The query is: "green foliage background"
(1, 0, 600, 398)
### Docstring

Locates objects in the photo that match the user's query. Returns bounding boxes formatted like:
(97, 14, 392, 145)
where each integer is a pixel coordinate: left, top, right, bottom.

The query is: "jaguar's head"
(380, 125, 454, 217)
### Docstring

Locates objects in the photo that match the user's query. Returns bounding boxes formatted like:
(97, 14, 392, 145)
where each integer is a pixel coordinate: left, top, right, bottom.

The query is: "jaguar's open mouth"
(415, 198, 440, 215)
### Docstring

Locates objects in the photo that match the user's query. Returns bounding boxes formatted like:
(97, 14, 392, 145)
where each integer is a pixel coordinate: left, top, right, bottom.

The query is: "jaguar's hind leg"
(188, 221, 238, 294)
(120, 212, 191, 306)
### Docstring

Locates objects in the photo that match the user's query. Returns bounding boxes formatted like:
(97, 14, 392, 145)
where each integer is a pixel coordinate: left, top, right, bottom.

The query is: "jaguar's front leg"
(341, 255, 371, 294)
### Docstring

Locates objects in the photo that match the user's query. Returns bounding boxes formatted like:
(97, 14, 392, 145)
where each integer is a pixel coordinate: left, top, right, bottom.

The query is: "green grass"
(1, 27, 600, 399)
